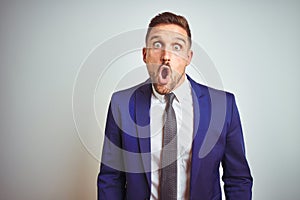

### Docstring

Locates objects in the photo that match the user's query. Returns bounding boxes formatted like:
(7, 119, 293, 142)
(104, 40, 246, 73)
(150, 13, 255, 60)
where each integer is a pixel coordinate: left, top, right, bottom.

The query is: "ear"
(142, 47, 147, 63)
(186, 50, 193, 65)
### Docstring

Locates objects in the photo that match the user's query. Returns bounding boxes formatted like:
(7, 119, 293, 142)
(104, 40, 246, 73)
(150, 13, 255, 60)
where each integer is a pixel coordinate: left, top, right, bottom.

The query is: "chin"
(154, 83, 172, 95)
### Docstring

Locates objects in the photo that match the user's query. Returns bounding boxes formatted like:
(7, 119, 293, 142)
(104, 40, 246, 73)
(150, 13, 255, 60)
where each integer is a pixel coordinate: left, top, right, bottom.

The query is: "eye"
(153, 42, 162, 49)
(174, 44, 182, 51)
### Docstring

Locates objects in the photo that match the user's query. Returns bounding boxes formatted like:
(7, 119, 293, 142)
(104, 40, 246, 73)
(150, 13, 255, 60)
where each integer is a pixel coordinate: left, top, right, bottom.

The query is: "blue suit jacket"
(98, 76, 253, 200)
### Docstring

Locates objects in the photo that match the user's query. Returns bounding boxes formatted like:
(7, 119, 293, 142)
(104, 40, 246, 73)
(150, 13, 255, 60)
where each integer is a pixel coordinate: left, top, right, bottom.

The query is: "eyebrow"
(149, 35, 187, 44)
(149, 35, 161, 41)
(175, 37, 187, 44)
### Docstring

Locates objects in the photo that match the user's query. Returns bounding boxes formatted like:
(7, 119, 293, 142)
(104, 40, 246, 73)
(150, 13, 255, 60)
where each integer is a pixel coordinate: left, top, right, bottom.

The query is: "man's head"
(143, 12, 193, 94)
(145, 12, 192, 48)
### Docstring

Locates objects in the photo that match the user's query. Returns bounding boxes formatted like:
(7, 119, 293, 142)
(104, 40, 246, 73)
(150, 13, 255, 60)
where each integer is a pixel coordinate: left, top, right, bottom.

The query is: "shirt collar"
(151, 75, 191, 103)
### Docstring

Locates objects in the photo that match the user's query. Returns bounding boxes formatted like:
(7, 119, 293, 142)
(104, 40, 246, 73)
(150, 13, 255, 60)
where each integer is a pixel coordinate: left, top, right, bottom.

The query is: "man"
(98, 12, 253, 200)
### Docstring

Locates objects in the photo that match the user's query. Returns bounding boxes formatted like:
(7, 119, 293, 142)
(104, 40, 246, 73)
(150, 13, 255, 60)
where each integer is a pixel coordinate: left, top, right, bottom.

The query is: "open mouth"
(161, 67, 168, 79)
(157, 65, 170, 85)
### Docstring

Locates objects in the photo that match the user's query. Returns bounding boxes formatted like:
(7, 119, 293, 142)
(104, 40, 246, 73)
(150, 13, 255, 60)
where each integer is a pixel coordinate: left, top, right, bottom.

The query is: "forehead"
(147, 24, 189, 42)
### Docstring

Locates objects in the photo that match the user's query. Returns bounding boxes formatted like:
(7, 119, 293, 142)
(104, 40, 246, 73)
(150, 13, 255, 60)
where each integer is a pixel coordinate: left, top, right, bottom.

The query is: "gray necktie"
(160, 92, 177, 200)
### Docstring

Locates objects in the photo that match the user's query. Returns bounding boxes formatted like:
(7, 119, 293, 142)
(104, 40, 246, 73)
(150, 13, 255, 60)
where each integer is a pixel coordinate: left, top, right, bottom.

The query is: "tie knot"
(165, 92, 176, 104)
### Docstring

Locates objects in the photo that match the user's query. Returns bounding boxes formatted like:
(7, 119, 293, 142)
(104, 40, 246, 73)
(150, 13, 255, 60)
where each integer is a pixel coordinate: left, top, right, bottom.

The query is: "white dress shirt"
(150, 76, 194, 200)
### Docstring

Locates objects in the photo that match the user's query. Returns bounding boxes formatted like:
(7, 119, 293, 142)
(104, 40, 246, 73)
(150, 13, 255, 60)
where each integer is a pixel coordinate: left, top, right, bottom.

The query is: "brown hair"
(146, 12, 192, 47)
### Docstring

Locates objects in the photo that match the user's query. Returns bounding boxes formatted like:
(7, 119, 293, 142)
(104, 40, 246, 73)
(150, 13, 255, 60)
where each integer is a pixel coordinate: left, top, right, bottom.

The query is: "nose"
(161, 49, 171, 63)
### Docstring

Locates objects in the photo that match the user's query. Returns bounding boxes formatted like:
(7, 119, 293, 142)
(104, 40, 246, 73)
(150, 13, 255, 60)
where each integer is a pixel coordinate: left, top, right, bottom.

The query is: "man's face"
(143, 24, 193, 94)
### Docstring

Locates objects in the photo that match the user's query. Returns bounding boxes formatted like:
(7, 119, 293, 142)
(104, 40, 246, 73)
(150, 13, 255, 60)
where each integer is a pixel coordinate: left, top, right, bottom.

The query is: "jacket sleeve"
(97, 95, 126, 200)
(222, 94, 253, 200)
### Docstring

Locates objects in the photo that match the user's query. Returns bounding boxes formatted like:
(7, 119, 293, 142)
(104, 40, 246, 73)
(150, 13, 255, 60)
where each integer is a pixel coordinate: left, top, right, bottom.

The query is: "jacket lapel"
(187, 76, 211, 189)
(134, 81, 152, 188)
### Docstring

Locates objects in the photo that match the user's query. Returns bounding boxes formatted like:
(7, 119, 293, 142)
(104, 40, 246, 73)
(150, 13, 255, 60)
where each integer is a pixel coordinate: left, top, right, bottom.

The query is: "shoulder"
(111, 79, 152, 103)
(187, 75, 239, 125)
(187, 74, 235, 101)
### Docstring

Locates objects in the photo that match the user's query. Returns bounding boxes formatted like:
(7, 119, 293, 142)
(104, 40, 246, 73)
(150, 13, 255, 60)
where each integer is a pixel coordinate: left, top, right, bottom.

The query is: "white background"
(0, 1, 299, 199)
